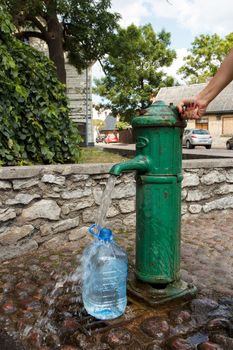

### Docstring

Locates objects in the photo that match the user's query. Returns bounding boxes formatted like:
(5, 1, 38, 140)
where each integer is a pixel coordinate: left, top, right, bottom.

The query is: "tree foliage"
(92, 119, 104, 133)
(178, 33, 233, 84)
(0, 10, 81, 165)
(2, 0, 120, 83)
(93, 24, 176, 122)
(115, 121, 131, 130)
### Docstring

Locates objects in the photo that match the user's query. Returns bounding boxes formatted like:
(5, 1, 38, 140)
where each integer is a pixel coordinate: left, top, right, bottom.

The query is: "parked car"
(104, 134, 119, 144)
(226, 136, 233, 150)
(182, 129, 212, 149)
(95, 134, 106, 143)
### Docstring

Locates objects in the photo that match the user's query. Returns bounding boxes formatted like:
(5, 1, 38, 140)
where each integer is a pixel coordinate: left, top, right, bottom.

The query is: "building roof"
(155, 80, 233, 114)
(101, 115, 117, 131)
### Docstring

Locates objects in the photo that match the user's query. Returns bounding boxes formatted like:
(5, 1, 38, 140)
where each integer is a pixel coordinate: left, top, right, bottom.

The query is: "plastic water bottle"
(82, 224, 128, 320)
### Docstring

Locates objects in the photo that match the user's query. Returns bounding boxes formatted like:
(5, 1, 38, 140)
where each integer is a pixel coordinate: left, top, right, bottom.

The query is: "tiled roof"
(155, 81, 233, 114)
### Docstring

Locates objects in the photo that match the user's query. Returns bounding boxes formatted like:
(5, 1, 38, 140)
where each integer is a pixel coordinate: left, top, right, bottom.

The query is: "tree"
(116, 121, 130, 130)
(0, 9, 81, 165)
(178, 33, 233, 84)
(2, 0, 120, 84)
(93, 24, 176, 122)
(93, 119, 104, 134)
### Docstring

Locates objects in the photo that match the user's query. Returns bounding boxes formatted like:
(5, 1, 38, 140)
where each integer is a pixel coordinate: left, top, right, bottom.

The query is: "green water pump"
(110, 101, 196, 304)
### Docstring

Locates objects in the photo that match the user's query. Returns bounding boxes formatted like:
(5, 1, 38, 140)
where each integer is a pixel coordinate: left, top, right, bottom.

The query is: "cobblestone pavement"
(180, 210, 233, 298)
(0, 210, 233, 349)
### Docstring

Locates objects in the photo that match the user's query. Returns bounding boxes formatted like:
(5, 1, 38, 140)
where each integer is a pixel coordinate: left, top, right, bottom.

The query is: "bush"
(115, 121, 131, 131)
(0, 10, 82, 165)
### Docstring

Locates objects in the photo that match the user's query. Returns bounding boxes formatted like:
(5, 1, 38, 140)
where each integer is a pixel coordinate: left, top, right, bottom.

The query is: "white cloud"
(152, 0, 233, 36)
(111, 0, 233, 37)
(162, 48, 188, 82)
(111, 0, 150, 26)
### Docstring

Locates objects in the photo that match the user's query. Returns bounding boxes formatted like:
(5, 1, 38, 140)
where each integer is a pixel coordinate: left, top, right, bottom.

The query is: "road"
(97, 142, 233, 158)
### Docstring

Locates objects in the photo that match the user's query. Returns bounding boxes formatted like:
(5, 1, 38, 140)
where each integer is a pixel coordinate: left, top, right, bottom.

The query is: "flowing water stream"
(95, 175, 117, 230)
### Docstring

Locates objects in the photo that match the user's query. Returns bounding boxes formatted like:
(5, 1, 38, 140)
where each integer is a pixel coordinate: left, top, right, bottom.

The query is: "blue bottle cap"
(98, 228, 113, 241)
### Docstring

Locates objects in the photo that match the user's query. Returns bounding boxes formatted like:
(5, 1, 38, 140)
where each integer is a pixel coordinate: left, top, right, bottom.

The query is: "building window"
(222, 117, 233, 135)
(195, 118, 208, 130)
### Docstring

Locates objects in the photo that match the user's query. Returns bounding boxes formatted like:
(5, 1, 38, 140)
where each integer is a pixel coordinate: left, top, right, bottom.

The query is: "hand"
(177, 96, 208, 120)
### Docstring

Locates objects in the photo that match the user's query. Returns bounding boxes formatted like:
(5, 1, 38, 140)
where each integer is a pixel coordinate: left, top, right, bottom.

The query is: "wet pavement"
(0, 210, 233, 349)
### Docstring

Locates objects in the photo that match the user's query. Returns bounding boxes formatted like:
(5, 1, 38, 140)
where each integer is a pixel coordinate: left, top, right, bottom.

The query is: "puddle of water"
(1, 256, 232, 350)
(18, 264, 85, 348)
(186, 332, 209, 348)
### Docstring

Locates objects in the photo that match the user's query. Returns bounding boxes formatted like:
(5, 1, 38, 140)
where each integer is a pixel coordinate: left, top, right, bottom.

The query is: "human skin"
(177, 48, 233, 119)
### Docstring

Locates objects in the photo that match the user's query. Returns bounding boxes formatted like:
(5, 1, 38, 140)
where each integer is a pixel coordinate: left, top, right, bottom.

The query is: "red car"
(104, 135, 119, 144)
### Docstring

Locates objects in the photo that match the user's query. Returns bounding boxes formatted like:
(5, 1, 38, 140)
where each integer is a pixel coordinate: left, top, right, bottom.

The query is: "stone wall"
(1, 158, 233, 262)
(182, 158, 233, 215)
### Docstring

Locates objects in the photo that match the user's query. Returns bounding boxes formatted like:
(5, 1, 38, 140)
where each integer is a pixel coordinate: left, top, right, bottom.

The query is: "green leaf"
(178, 33, 233, 83)
(94, 23, 176, 122)
(0, 9, 81, 165)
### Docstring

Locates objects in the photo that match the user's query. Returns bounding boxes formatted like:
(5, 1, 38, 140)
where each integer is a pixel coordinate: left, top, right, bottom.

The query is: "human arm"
(177, 48, 233, 119)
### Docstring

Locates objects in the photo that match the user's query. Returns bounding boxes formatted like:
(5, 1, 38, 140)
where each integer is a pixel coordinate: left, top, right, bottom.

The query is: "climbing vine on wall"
(0, 9, 82, 165)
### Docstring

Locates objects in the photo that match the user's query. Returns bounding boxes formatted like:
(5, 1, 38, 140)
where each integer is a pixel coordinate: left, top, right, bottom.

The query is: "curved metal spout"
(109, 155, 150, 176)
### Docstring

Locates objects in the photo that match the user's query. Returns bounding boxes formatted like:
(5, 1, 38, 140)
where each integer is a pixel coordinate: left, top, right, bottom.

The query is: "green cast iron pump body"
(110, 101, 187, 285)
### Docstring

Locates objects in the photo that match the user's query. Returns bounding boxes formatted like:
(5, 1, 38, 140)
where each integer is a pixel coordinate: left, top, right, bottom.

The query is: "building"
(92, 107, 118, 142)
(66, 63, 93, 146)
(156, 81, 233, 147)
(29, 38, 94, 145)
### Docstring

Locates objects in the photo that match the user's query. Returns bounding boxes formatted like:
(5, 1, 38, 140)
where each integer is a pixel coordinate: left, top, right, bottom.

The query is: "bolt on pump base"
(110, 101, 197, 305)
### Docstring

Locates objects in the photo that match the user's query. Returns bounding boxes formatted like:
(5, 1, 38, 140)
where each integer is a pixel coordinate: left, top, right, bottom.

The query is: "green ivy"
(0, 9, 82, 165)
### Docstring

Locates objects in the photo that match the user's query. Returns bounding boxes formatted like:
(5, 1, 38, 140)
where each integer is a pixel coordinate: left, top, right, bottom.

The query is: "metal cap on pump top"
(99, 228, 113, 241)
(132, 100, 187, 128)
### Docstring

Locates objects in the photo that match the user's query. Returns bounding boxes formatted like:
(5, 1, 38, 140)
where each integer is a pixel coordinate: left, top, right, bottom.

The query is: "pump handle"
(175, 104, 187, 121)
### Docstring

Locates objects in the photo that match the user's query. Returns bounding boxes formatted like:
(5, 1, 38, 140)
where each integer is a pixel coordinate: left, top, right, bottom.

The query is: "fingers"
(180, 107, 200, 120)
(181, 111, 200, 120)
(177, 103, 184, 114)
(177, 100, 194, 112)
(177, 98, 201, 120)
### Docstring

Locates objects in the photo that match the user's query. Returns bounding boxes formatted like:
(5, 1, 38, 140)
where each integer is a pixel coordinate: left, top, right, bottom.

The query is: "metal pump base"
(127, 272, 197, 306)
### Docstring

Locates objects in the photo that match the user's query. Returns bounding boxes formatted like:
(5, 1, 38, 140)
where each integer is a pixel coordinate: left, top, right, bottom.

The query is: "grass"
(79, 147, 129, 163)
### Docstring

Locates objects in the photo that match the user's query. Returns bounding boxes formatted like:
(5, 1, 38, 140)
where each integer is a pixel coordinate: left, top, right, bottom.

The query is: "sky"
(93, 0, 233, 100)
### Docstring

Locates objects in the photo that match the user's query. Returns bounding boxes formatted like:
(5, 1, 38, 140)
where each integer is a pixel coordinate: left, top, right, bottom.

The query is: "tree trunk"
(46, 17, 66, 85)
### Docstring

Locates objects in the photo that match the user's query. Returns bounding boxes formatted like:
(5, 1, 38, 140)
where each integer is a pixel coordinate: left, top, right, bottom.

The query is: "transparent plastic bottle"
(82, 225, 128, 320)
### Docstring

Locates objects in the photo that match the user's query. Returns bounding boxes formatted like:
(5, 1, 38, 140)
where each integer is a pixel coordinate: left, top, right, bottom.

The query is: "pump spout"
(109, 155, 150, 176)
